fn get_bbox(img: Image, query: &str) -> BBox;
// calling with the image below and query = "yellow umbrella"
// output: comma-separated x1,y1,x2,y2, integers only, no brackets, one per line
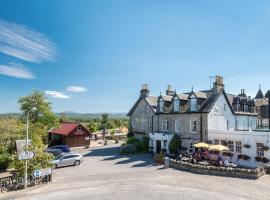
209,144,229,151
194,142,209,148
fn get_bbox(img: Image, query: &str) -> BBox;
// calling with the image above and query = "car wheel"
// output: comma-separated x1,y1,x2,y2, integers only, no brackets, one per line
74,160,80,166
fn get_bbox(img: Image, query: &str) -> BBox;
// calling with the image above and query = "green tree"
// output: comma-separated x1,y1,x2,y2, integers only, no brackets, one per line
18,91,59,143
101,113,109,129
169,135,181,155
265,90,270,99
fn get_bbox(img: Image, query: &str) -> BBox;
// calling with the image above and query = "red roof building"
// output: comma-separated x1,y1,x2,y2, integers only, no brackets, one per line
49,122,91,147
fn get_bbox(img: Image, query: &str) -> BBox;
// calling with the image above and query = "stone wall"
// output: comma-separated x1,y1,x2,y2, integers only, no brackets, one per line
169,159,266,179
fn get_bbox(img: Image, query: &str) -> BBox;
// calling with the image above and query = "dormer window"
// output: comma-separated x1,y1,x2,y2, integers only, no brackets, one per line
173,96,180,112
189,95,197,112
158,98,164,112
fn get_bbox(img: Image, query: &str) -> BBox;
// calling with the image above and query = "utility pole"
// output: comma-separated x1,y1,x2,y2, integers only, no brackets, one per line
24,112,29,189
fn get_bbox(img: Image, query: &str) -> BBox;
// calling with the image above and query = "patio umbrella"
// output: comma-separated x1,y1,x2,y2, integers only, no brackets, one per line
193,142,209,148
209,144,229,151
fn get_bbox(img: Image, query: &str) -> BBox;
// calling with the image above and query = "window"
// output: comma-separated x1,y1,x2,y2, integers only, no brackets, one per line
162,120,170,131
221,140,227,146
159,100,164,112
190,98,197,111
228,141,234,152
173,98,180,112
257,143,264,157
175,120,180,133
214,139,219,145
148,117,153,130
236,141,242,153
190,120,197,132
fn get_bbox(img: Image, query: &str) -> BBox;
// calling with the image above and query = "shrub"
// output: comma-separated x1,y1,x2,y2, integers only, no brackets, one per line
255,156,263,162
169,135,181,155
0,153,11,170
125,136,149,153
263,146,270,151
238,154,250,160
262,157,269,163
120,144,136,154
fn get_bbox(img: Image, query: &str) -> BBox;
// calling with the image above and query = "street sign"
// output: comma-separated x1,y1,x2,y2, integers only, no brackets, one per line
33,168,52,178
18,151,35,160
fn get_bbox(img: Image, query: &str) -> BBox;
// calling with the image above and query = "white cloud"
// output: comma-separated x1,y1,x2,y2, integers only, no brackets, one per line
45,91,71,99
0,19,57,63
66,86,87,93
0,64,35,79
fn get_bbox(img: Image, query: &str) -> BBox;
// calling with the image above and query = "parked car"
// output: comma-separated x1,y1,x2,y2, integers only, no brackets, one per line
46,148,63,157
52,153,83,168
47,145,71,153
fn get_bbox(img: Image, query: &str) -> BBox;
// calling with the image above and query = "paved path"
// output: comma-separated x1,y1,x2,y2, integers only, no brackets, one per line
2,144,270,200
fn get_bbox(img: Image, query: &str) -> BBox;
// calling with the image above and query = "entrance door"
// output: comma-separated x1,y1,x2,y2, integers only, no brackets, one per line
156,140,161,153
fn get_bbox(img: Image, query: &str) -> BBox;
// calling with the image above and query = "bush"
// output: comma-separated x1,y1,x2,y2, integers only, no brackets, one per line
0,153,11,170
154,153,164,164
122,136,149,154
120,144,136,154
169,135,181,155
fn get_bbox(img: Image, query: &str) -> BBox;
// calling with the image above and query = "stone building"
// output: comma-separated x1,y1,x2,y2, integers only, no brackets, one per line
128,76,258,154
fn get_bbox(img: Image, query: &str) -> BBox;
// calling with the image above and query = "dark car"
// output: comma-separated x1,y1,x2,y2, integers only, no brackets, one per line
48,145,71,153
46,148,63,157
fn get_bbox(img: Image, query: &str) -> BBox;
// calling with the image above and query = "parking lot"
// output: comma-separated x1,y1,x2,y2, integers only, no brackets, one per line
2,143,270,200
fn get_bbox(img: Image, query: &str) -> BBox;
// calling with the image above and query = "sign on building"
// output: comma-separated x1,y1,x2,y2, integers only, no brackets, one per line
33,168,52,178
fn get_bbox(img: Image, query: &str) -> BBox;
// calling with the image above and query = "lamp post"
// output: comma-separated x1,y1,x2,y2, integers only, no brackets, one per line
24,107,36,189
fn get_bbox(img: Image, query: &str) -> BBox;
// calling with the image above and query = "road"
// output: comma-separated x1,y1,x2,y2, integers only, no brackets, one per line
2,144,270,200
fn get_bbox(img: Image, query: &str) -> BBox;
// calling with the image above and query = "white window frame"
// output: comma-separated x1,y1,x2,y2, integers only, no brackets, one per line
256,143,264,157
190,98,197,112
173,98,180,112
236,141,242,153
228,140,234,152
175,120,180,133
159,99,164,112
162,120,170,132
190,119,197,133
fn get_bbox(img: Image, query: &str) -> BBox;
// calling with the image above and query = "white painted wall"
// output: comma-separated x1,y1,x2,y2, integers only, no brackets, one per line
208,93,257,131
149,132,174,153
208,93,235,131
208,130,270,168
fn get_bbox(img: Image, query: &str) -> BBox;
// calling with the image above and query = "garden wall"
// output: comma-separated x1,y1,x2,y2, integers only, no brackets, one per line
169,159,267,179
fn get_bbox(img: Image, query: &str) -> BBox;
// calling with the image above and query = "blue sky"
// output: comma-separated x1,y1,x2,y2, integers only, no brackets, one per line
0,0,270,113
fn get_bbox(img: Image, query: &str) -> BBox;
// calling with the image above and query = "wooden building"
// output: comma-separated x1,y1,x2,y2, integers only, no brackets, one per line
49,122,91,147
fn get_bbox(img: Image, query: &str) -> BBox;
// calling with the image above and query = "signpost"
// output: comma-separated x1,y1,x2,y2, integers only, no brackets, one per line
16,140,35,160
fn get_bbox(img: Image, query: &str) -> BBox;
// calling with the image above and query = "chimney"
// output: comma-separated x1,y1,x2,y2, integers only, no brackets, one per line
239,89,247,98
213,76,224,94
166,84,175,96
140,84,149,98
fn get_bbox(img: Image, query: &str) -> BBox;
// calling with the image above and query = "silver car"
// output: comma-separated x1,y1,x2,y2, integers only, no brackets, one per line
52,153,83,168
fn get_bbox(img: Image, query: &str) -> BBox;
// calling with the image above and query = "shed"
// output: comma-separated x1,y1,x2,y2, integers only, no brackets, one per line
49,122,91,147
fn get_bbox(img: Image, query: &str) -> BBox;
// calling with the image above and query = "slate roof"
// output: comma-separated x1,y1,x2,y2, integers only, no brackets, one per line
128,87,258,116
255,89,264,99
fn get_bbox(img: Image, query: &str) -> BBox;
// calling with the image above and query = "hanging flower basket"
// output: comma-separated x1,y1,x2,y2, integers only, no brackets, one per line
244,144,251,148
262,157,269,163
238,154,250,160
263,146,270,151
255,156,263,162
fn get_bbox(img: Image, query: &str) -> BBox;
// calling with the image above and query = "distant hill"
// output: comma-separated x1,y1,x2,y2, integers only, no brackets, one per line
0,112,128,119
